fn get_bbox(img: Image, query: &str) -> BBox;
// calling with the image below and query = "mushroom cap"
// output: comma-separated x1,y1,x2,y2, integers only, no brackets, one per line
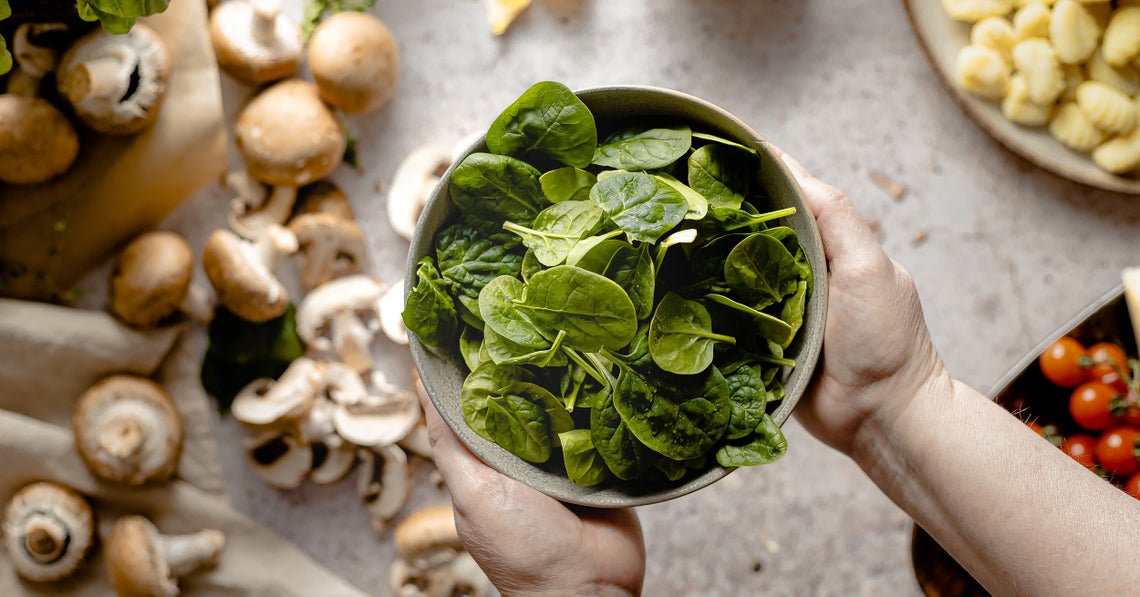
388,143,451,241
231,357,320,428
307,12,399,114
296,180,355,220
357,444,410,528
73,375,184,486
209,0,301,86
201,228,291,323
394,504,462,562
2,482,95,582
331,370,421,447
0,95,80,185
380,278,409,345
110,231,196,327
288,213,367,290
56,24,170,135
235,79,346,187
104,516,178,597
309,435,357,485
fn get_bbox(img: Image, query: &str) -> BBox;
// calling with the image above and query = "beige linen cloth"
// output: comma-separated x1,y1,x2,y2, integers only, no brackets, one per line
0,299,367,596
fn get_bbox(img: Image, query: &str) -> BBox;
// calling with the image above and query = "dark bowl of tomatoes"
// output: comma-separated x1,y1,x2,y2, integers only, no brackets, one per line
912,282,1140,595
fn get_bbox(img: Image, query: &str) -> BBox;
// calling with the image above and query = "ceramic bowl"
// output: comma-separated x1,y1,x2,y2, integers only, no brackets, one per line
407,85,827,507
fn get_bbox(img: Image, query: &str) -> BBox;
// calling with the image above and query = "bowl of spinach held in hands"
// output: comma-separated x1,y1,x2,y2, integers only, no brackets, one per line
402,82,826,507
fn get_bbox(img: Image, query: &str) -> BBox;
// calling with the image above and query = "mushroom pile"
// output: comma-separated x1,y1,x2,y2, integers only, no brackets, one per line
0,21,171,185
1,481,225,595
390,504,491,596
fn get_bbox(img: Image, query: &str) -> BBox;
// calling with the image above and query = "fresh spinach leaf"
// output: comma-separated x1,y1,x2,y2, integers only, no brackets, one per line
702,293,793,347
648,292,735,375
485,326,568,367
655,172,709,220
779,280,809,347
591,391,654,480
459,326,484,371
688,144,750,209
540,167,597,203
724,232,801,309
402,257,460,349
593,124,692,171
559,430,611,487
715,414,788,467
503,200,604,267
591,171,688,244
435,220,525,301
449,153,546,223
516,265,638,352
574,240,656,321
486,81,598,168
478,275,548,349
691,131,759,156
719,361,767,440
611,363,731,461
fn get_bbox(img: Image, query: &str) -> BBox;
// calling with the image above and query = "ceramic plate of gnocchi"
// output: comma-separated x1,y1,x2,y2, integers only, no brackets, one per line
904,0,1140,195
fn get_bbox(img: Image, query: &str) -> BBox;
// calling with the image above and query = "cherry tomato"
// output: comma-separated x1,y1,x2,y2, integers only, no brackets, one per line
1069,381,1123,431
1120,393,1140,427
1125,472,1140,500
1084,342,1131,393
1061,434,1097,470
1094,426,1140,478
1039,336,1087,387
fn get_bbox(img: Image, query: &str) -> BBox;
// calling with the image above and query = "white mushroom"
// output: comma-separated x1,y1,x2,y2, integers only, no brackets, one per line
296,275,385,372
325,367,421,447
307,12,399,114
202,226,297,323
110,231,214,326
296,180,355,220
229,183,299,241
104,515,225,597
357,444,410,532
209,0,301,86
56,24,170,135
243,427,312,489
73,375,184,486
288,212,367,291
380,278,409,345
1,482,95,583
388,143,452,242
6,22,67,96
235,78,345,187
309,433,357,485
230,357,321,428
390,504,491,597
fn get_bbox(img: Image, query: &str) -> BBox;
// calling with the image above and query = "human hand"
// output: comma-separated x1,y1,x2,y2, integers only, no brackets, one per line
775,150,949,457
416,380,646,596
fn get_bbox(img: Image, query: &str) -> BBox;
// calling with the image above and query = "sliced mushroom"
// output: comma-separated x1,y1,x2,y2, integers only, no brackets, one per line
331,370,421,448
2,482,95,583
307,12,399,114
230,184,299,241
110,230,214,326
288,213,367,291
56,24,170,135
230,357,320,428
244,427,312,489
309,433,357,485
390,506,491,597
388,143,452,242
0,94,80,185
296,275,385,371
202,226,297,323
296,180,355,220
73,375,184,486
357,444,410,532
235,78,346,187
209,0,301,86
379,278,409,345
104,515,225,597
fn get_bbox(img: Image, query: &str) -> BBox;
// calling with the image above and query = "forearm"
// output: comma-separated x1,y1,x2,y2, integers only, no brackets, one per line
854,372,1140,596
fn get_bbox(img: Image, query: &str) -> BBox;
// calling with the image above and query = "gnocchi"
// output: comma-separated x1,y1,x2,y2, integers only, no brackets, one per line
1103,7,1140,67
1076,80,1137,135
944,0,1140,175
1049,0,1102,64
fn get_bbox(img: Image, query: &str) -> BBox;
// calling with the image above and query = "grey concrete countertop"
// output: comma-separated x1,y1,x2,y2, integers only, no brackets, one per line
107,0,1140,595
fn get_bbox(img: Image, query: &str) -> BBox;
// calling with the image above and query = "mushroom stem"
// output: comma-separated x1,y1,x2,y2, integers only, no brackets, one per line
98,416,146,459
250,0,284,45
253,224,299,270
74,46,140,111
331,309,374,372
160,529,225,577
231,185,298,240
23,517,68,563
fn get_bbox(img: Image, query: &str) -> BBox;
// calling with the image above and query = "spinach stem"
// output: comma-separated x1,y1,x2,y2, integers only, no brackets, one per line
754,354,796,368
585,351,617,387
564,347,606,386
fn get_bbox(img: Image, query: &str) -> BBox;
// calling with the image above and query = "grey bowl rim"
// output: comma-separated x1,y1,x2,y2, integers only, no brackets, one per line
406,83,827,508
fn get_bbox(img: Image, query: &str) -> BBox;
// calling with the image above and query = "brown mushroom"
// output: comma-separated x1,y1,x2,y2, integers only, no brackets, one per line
390,505,491,597
288,212,367,291
0,94,80,185
209,0,301,86
110,230,214,326
234,79,346,187
7,22,68,96
104,515,225,597
296,180,355,220
307,12,399,114
1,482,95,583
56,24,170,135
73,375,184,486
201,226,297,323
